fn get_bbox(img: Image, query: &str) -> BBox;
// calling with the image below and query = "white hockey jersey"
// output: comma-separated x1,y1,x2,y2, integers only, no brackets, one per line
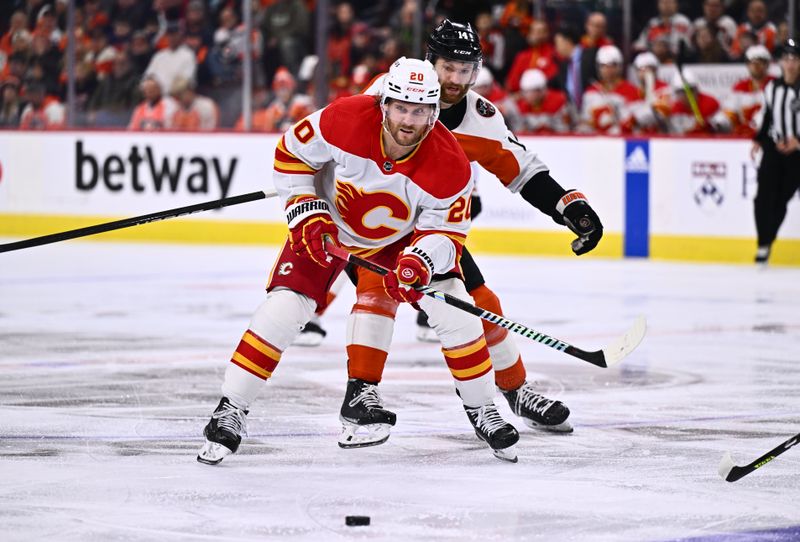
273,94,473,272
364,75,549,194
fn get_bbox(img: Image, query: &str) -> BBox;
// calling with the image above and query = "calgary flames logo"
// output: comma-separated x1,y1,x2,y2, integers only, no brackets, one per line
334,180,410,240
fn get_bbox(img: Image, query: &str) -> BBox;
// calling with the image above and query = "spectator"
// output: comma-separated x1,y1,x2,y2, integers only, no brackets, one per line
208,6,263,86
261,0,309,80
29,33,62,94
128,75,177,131
129,30,154,76
580,45,639,134
631,52,671,133
552,24,596,110
1,52,28,84
772,21,792,58
73,60,98,120
663,70,729,134
731,0,777,59
234,68,312,132
33,5,62,45
327,1,355,79
689,25,731,63
651,35,676,64
633,0,692,57
505,20,558,93
475,11,506,76
693,0,737,54
0,77,24,127
110,18,134,47
391,0,422,59
170,77,218,131
510,68,571,134
19,81,65,129
725,44,774,136
86,27,118,80
1,11,28,56
89,50,141,126
349,22,375,69
145,20,196,94
109,0,153,31
498,0,534,40
581,12,613,49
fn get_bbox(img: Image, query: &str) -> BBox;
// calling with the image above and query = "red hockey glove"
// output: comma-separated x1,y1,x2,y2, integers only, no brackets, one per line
286,196,340,267
383,247,434,304
556,190,603,256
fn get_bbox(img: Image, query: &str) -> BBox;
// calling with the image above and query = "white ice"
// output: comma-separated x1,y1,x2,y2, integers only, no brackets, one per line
1,240,799,542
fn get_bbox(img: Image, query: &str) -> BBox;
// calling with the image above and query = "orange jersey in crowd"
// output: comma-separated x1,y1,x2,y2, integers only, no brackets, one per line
731,22,777,57
128,97,178,131
666,93,722,135
581,79,640,134
726,76,774,136
514,89,571,134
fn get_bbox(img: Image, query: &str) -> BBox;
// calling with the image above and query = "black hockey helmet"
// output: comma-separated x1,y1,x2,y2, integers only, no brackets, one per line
781,38,800,58
426,19,483,64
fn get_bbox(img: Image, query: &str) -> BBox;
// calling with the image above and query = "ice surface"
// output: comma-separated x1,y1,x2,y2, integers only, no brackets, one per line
1,240,799,541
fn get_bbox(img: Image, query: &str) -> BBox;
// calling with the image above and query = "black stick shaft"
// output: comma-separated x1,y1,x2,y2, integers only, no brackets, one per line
0,190,274,254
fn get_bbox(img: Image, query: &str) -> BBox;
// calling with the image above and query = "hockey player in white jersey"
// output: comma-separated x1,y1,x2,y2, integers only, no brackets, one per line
358,20,604,435
197,57,520,465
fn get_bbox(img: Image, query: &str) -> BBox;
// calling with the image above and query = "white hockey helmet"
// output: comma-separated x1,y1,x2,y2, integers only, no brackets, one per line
519,68,547,91
381,57,441,106
596,45,623,65
633,51,659,69
745,44,771,62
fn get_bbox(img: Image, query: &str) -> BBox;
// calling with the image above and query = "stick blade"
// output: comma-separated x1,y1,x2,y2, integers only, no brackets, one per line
601,315,647,367
718,451,736,481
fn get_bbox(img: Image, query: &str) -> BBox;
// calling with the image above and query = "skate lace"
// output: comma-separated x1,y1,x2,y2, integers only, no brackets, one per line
471,405,507,435
213,403,248,436
349,383,383,410
517,383,555,415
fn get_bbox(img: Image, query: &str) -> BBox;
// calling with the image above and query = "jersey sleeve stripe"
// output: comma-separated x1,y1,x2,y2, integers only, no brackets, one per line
454,132,521,185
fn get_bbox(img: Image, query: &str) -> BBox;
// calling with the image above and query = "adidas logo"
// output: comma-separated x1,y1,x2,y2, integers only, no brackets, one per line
626,146,649,173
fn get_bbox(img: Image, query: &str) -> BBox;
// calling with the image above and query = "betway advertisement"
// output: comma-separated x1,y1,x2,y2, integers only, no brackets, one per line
0,131,284,222
649,138,800,239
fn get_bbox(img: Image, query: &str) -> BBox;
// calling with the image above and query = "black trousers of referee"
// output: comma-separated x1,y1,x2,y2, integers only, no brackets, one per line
755,144,800,247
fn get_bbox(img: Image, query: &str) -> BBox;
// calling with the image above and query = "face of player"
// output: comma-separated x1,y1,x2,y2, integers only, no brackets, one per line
433,58,478,105
522,88,545,105
383,100,436,147
747,58,769,79
599,62,621,83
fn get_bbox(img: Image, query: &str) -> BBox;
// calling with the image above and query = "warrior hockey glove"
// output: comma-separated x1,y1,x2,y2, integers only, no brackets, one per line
286,195,340,267
383,246,434,304
556,190,603,256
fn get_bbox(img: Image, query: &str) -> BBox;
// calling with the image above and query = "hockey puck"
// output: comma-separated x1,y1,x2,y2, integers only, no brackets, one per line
345,515,370,526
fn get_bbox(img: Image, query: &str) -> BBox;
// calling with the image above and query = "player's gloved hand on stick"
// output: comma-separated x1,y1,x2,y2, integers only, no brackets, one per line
286,195,340,267
555,190,603,255
383,246,434,304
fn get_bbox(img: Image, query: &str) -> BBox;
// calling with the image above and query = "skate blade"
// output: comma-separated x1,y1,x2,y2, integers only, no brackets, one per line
415,326,440,343
196,441,234,465
492,445,518,463
522,418,574,433
338,422,391,449
291,331,325,347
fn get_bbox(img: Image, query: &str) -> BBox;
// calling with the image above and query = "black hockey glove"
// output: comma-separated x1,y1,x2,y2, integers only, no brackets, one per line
555,190,603,255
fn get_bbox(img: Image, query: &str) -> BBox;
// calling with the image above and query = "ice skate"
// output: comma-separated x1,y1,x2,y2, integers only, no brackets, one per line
338,378,397,448
755,246,770,265
502,381,573,433
464,403,519,463
197,397,248,465
415,310,439,343
292,316,327,347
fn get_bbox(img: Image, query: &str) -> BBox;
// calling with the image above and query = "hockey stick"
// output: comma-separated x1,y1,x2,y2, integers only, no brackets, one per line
0,190,278,254
324,239,646,368
676,41,707,129
718,432,800,482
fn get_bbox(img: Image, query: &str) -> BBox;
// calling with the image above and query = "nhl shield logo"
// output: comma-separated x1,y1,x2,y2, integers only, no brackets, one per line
383,161,393,172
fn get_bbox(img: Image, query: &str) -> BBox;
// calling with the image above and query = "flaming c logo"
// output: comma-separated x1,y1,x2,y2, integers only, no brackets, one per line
334,180,410,240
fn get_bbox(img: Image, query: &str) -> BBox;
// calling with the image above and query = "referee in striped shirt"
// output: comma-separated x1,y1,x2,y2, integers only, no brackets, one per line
752,39,800,264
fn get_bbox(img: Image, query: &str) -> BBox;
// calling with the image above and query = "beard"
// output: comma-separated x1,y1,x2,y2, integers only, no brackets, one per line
440,82,471,105
385,117,429,147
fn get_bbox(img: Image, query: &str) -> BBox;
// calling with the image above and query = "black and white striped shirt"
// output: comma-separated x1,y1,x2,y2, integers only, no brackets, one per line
755,77,800,144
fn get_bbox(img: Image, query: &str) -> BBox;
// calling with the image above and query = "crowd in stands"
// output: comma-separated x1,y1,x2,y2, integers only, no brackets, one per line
0,0,792,136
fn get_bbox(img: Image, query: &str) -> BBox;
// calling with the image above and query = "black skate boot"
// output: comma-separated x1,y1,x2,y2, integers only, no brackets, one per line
464,403,520,463
197,397,249,465
415,310,439,343
338,378,397,448
755,245,770,265
502,381,573,433
292,316,327,347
